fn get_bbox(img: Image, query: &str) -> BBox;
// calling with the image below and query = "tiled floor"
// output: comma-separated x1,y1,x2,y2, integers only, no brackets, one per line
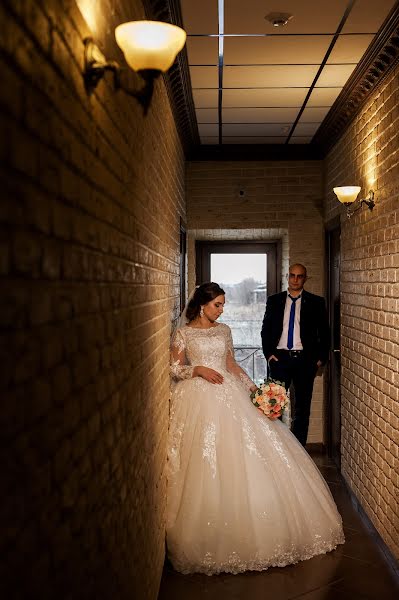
158,453,399,600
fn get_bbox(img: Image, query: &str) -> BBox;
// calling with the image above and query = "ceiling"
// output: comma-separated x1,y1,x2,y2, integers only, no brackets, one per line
179,0,397,148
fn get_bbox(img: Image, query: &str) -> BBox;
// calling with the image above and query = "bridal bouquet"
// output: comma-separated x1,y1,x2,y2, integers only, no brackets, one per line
250,379,289,420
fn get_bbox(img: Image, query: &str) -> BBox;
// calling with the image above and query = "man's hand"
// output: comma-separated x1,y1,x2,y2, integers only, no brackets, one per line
194,366,224,384
316,360,323,368
268,355,279,363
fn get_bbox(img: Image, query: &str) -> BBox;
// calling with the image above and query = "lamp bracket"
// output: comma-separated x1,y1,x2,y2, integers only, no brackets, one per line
115,69,161,115
345,190,375,218
83,38,160,114
84,38,120,89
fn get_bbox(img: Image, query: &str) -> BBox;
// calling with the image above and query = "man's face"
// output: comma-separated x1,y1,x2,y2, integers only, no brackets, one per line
288,266,307,293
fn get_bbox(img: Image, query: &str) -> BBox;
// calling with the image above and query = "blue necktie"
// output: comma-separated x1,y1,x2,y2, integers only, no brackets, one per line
287,295,299,350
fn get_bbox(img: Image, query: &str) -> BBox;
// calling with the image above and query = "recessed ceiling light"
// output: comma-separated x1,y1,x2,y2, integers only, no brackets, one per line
265,12,293,27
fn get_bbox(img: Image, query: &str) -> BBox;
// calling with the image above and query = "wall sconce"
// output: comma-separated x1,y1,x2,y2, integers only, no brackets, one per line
83,20,186,114
333,186,376,218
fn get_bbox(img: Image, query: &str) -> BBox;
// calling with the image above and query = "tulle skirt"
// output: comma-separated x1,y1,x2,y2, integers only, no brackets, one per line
166,370,344,575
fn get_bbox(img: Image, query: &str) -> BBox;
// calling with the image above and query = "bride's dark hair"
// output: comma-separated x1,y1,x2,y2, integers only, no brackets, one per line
186,282,225,322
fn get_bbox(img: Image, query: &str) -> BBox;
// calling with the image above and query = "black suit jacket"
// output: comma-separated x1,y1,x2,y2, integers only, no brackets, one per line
261,290,330,365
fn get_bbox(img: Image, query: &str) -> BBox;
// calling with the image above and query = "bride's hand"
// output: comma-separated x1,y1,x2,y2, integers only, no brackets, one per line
194,366,224,384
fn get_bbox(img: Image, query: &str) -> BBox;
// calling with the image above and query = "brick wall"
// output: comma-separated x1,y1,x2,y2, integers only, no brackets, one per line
324,65,399,559
186,161,326,443
0,1,185,598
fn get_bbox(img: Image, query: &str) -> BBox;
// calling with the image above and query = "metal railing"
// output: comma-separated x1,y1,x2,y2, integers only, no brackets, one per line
234,346,268,385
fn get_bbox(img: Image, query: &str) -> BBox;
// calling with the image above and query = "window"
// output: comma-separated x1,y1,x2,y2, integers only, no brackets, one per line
196,241,281,383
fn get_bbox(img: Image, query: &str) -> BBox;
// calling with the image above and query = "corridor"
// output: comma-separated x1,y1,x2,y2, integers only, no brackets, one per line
158,453,399,600
1,0,398,598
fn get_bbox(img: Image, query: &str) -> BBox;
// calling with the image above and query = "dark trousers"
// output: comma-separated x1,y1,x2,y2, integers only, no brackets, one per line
268,350,318,446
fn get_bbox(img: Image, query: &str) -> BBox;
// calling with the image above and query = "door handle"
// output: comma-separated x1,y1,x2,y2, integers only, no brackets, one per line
333,349,340,353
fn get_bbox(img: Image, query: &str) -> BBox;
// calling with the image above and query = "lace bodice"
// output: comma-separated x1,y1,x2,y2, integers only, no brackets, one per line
170,323,253,389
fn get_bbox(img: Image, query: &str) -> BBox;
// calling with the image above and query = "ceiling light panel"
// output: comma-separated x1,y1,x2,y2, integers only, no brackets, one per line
300,106,331,122
224,36,334,65
316,64,357,87
342,0,397,33
198,124,219,137
186,37,219,65
224,65,319,88
293,122,321,136
225,0,348,34
306,87,343,107
190,66,218,88
196,108,219,123
327,34,375,63
223,124,293,136
193,89,219,107
223,88,309,108
223,137,287,144
223,107,300,122
180,0,218,34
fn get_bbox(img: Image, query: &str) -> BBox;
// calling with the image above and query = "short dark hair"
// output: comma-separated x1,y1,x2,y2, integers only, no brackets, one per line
186,282,225,322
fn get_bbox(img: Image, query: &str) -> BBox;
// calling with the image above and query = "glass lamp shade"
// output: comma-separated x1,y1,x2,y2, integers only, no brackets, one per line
115,21,186,72
333,186,361,204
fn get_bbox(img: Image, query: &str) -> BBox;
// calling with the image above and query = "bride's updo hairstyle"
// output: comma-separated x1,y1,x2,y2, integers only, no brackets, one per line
186,282,225,322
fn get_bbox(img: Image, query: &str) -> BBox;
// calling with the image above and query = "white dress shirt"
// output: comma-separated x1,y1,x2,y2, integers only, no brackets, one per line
277,294,303,350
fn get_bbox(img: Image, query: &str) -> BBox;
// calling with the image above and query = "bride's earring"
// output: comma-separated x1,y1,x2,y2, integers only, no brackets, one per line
200,306,204,318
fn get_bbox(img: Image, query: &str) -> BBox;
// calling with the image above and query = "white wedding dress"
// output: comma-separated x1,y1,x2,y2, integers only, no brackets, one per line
167,323,344,575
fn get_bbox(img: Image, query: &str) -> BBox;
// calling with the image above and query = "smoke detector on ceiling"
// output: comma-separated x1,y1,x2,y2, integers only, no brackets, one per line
265,12,293,27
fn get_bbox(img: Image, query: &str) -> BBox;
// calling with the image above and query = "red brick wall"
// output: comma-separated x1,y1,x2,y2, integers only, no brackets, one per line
324,65,399,559
0,1,184,597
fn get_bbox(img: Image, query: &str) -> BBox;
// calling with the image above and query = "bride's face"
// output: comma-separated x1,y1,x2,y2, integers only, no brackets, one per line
203,294,225,322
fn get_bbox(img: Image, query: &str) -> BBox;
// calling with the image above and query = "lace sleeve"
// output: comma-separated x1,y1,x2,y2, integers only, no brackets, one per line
225,326,255,391
170,329,194,380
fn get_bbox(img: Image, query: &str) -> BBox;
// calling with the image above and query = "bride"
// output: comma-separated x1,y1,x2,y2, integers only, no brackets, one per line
167,282,344,575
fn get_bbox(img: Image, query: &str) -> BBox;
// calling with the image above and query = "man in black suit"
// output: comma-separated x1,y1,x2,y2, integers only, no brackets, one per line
261,263,329,446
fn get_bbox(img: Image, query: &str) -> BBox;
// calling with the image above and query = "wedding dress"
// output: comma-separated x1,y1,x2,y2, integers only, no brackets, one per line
167,323,344,575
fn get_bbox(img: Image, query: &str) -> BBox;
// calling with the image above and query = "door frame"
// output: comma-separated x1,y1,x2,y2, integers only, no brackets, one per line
179,218,187,313
325,216,341,466
195,240,282,296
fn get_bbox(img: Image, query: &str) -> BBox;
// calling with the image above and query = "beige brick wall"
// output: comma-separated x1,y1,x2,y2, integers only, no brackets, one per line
186,161,326,443
0,1,184,598
324,65,399,559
